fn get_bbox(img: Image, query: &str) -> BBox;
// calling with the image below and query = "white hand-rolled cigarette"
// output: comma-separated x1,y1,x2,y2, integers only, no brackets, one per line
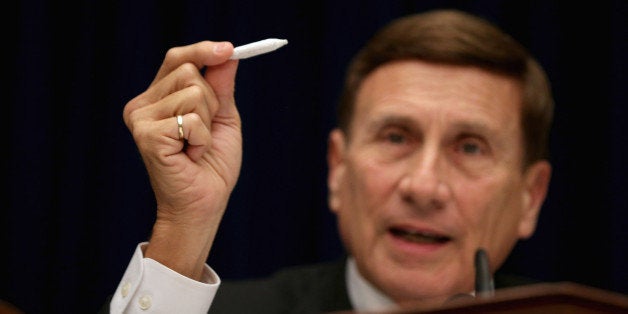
229,38,288,60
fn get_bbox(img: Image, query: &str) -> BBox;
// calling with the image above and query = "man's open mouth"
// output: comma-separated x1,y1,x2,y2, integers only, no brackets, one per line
389,227,451,244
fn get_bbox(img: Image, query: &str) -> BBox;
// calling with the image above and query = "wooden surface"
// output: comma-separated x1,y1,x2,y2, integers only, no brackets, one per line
332,282,628,314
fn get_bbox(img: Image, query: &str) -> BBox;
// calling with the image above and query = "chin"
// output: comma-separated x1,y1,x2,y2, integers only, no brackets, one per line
375,267,473,305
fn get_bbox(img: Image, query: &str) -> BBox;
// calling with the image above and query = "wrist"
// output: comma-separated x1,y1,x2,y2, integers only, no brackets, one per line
145,218,219,281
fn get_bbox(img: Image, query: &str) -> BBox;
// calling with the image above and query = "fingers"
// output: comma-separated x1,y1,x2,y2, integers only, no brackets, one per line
154,40,239,121
134,113,211,162
152,41,234,86
177,113,213,161
127,74,215,130
123,40,240,152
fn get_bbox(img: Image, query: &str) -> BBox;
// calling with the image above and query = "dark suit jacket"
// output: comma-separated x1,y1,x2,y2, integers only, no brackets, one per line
208,260,351,314
99,258,537,313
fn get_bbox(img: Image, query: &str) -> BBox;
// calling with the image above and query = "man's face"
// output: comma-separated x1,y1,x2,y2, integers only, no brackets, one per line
327,60,550,305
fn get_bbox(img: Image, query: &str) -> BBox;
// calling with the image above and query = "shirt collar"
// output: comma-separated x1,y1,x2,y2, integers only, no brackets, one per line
345,257,398,311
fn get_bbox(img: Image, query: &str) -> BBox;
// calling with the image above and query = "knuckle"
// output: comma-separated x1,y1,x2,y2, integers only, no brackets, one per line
131,121,151,145
186,84,206,103
187,112,203,125
123,98,144,128
124,105,142,125
178,63,200,78
164,46,184,62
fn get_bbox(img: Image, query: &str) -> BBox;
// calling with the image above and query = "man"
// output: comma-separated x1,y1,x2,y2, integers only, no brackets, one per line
105,9,553,313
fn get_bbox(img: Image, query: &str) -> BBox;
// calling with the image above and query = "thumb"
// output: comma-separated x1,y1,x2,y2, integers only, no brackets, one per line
205,59,239,109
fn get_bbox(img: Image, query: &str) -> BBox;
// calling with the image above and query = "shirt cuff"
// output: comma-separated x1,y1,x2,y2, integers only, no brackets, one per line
109,242,220,313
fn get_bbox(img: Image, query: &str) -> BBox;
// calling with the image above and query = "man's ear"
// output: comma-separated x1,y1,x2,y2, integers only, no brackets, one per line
327,129,347,213
518,160,552,239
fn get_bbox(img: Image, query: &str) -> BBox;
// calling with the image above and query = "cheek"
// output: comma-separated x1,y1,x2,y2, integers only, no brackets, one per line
336,156,402,237
348,155,403,209
455,175,524,267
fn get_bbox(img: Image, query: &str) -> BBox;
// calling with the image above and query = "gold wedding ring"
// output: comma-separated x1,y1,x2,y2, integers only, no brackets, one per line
176,115,184,140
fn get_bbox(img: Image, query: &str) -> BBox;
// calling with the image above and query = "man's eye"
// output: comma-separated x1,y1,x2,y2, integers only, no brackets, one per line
386,133,406,144
460,142,482,154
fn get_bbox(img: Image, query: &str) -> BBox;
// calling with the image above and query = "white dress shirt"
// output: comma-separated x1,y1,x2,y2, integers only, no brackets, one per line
109,243,219,313
345,257,398,312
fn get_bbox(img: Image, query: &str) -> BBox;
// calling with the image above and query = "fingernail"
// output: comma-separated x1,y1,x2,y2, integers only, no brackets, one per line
214,42,229,54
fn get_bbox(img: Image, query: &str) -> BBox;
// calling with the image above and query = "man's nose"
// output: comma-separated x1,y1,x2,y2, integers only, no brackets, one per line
398,147,450,210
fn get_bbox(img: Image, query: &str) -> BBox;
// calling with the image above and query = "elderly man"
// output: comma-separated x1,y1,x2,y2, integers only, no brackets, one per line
105,9,553,313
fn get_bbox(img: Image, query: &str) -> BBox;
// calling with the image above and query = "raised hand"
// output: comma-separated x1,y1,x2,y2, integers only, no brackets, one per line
122,41,241,280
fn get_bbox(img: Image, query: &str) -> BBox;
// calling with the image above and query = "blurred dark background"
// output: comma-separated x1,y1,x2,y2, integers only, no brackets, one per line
4,0,627,312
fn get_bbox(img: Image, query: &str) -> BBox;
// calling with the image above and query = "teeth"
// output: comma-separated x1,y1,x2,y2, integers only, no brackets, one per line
391,228,449,244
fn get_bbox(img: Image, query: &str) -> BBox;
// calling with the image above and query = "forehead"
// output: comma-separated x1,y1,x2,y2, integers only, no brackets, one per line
353,60,523,132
